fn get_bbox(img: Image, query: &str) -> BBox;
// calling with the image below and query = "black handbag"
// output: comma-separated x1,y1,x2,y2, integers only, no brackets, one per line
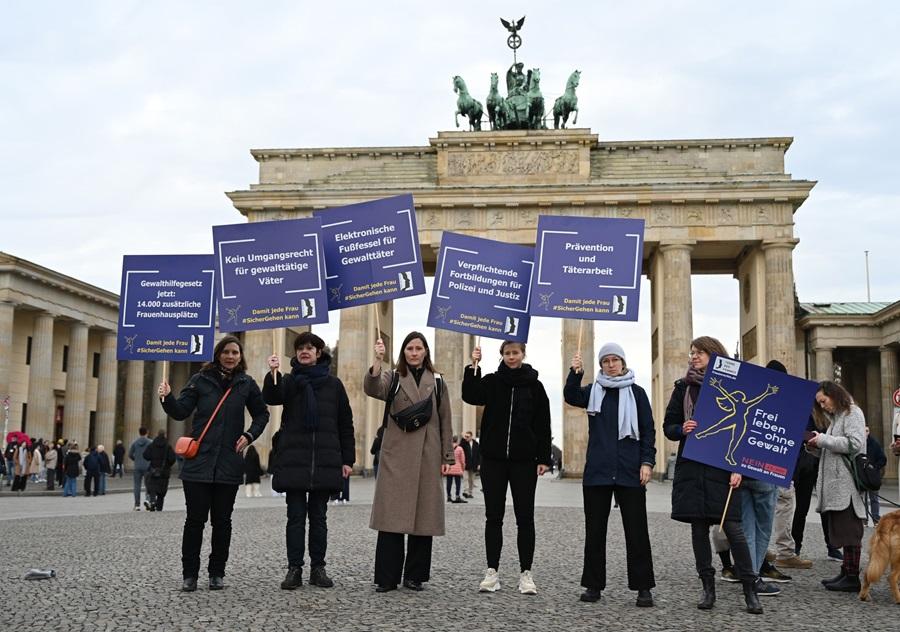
841,448,882,492
391,393,434,432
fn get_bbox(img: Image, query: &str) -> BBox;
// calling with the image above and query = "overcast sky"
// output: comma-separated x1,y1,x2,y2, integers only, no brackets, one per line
2,1,898,443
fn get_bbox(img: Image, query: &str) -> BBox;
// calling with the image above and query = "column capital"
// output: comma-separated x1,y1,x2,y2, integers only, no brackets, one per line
657,241,696,255
880,345,899,353
813,345,835,352
760,238,799,251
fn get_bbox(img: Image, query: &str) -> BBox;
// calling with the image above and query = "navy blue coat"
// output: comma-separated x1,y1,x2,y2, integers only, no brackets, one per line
563,369,656,487
162,370,269,486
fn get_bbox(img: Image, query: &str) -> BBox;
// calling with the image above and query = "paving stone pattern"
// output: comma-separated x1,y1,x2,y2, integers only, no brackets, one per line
2,498,898,632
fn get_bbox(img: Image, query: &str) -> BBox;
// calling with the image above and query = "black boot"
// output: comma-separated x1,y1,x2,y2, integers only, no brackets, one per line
697,576,716,610
309,565,334,588
825,574,861,593
743,581,763,614
821,568,847,586
280,566,302,590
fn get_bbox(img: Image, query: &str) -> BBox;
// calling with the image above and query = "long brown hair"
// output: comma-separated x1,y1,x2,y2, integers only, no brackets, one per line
690,335,729,358
396,331,435,376
201,335,247,374
812,380,854,430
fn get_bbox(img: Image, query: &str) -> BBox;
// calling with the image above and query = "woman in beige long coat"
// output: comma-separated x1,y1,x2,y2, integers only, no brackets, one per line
364,331,453,593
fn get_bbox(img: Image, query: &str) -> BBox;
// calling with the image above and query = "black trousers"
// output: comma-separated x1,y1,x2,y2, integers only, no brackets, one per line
445,475,461,498
481,457,537,572
792,467,823,553
84,471,99,496
286,490,331,568
691,519,756,582
181,481,239,579
582,485,655,591
11,475,27,491
374,531,432,586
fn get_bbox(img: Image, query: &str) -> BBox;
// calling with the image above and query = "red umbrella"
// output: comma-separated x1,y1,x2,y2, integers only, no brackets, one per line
5,431,31,446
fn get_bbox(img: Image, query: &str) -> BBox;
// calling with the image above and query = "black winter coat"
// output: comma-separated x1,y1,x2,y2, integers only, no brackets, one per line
460,438,480,472
462,364,552,464
162,370,269,485
664,379,742,523
143,437,176,479
243,447,264,484
563,369,656,487
264,367,355,493
64,451,81,478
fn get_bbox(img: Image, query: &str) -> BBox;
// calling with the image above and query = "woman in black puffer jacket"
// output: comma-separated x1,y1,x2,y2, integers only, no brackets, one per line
159,335,269,593
663,335,761,615
264,332,355,591
462,340,551,596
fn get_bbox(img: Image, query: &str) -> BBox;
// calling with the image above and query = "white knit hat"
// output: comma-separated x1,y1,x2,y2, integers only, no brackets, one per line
598,342,626,364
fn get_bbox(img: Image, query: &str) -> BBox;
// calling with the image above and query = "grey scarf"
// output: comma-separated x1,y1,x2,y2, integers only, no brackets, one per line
587,369,639,441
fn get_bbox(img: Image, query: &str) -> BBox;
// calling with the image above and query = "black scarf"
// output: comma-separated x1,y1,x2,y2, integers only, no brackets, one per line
496,362,539,423
409,366,425,386
683,363,705,422
290,356,331,431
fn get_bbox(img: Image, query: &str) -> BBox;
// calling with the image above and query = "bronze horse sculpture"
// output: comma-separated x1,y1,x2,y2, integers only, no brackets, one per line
553,70,580,129
486,72,507,130
526,67,545,129
453,75,484,131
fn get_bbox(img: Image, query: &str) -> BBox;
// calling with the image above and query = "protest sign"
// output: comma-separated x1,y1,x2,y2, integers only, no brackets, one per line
117,254,216,361
530,215,644,321
313,194,425,309
681,355,819,486
213,217,328,330
427,232,533,341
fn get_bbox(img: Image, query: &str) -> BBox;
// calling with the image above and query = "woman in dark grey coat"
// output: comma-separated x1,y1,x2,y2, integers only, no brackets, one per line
265,332,355,590
663,335,761,615
159,335,269,592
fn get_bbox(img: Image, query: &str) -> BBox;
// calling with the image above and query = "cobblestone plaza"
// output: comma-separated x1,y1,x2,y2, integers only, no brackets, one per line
3,478,898,631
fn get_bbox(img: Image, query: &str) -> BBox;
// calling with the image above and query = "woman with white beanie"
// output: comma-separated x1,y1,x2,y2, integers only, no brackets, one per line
564,342,657,608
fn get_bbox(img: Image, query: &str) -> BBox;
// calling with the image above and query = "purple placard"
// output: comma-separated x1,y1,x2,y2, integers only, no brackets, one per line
117,254,216,361
427,232,533,341
681,355,819,487
313,194,425,309
530,215,644,320
213,217,328,331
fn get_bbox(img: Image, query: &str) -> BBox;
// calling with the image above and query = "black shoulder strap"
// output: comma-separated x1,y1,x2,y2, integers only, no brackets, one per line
434,373,443,408
380,372,401,432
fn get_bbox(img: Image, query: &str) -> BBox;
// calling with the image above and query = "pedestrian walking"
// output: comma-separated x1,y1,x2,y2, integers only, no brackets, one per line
444,436,467,503
243,444,264,498
265,332,355,590
564,342,656,607
128,428,152,510
364,332,453,593
663,336,762,615
158,334,269,592
462,340,551,596
113,440,125,477
459,431,480,498
143,430,176,511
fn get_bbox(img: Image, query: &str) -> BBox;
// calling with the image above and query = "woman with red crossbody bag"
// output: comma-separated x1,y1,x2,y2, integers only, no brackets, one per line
158,335,269,592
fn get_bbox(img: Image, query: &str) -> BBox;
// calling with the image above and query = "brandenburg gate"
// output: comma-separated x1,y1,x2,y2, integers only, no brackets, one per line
227,128,814,475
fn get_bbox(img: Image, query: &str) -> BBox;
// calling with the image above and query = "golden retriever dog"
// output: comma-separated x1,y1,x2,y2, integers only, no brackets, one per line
859,510,900,603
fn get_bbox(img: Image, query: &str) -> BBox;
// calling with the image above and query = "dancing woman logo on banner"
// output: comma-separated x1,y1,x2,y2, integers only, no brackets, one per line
681,355,819,486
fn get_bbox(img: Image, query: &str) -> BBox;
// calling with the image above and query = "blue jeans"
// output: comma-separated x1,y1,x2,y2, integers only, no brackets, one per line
63,476,78,497
4,459,12,485
868,491,881,522
98,473,107,495
133,468,147,506
741,478,779,573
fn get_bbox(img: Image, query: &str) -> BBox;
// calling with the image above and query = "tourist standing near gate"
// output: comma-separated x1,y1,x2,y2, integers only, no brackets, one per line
663,336,763,615
564,342,656,608
462,341,552,596
808,380,867,593
158,335,269,592
364,332,453,593
128,427,152,510
264,332,355,591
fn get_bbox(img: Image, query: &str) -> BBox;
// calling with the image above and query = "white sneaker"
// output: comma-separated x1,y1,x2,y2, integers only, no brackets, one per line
479,568,500,592
518,570,537,595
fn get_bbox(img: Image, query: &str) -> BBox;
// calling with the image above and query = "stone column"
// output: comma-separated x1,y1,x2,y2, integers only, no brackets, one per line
562,318,593,477
26,312,55,440
123,361,145,441
95,332,117,449
63,322,90,442
762,240,799,373
150,361,168,436
814,346,834,382
0,302,15,416
435,328,466,436
462,334,477,435
881,346,899,480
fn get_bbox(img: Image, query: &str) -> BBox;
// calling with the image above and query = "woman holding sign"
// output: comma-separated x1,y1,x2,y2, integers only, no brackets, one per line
662,336,763,615
158,335,270,592
463,341,552,596
808,380,867,593
365,332,454,593
564,342,656,608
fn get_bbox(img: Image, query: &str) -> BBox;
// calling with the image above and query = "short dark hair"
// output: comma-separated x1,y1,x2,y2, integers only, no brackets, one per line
156,429,167,439
499,340,526,355
139,427,148,436
294,332,325,352
396,331,435,376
